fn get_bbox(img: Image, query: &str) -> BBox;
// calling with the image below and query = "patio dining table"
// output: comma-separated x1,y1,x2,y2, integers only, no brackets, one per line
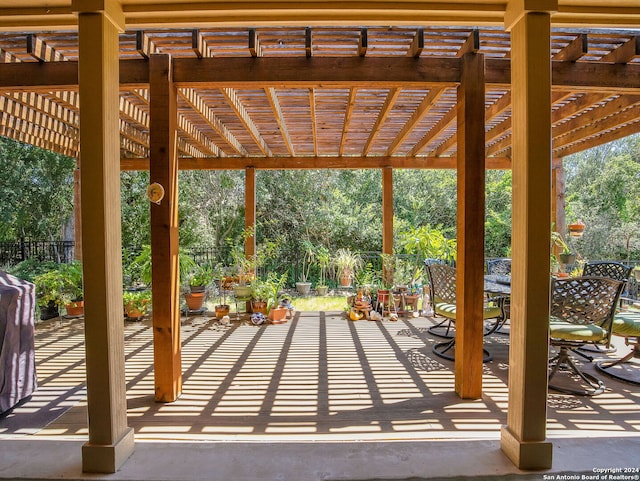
484,274,511,335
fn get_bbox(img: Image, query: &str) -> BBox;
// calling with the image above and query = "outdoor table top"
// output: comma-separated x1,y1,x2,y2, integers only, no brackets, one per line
484,274,512,296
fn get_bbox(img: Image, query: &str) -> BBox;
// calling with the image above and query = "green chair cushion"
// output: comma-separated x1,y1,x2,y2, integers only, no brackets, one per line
549,317,608,342
612,312,640,337
434,302,502,320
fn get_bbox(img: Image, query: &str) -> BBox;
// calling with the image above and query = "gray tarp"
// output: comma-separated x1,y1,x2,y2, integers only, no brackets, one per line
0,271,37,414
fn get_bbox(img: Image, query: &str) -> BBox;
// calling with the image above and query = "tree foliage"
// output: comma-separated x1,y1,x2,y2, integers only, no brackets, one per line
3,132,639,274
0,137,75,241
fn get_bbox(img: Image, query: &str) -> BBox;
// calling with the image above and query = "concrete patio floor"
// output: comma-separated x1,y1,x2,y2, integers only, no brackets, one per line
1,310,639,480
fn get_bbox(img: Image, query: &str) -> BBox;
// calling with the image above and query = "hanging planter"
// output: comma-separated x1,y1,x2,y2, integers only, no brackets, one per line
568,221,585,238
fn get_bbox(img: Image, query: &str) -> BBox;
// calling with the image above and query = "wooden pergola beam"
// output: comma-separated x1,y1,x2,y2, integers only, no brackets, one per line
552,33,588,61
339,87,357,156
600,35,639,64
119,155,512,171
363,87,400,155
554,119,640,157
2,57,640,91
266,87,296,156
221,87,272,156
385,87,445,155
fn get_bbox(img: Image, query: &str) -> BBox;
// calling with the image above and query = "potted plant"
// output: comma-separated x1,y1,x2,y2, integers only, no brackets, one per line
34,269,64,320
58,261,84,317
187,264,214,293
568,220,586,238
250,278,270,314
263,273,289,322
315,246,330,296
332,248,363,287
34,261,84,319
184,263,214,312
551,231,576,265
123,290,151,320
296,240,315,295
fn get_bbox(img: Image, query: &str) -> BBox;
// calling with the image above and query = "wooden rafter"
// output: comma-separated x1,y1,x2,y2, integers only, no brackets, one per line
191,29,210,58
407,104,456,157
27,34,64,62
265,87,295,156
309,87,317,156
179,88,247,155
385,87,445,155
552,33,588,62
363,88,401,155
555,121,640,157
339,88,357,156
600,36,639,64
407,28,423,58
177,115,223,157
136,30,158,59
249,28,262,58
220,87,272,156
358,28,367,57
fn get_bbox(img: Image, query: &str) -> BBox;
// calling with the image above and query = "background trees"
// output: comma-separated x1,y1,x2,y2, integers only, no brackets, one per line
2,133,639,270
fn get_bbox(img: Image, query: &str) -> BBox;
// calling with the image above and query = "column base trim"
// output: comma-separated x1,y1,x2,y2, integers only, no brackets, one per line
82,426,135,473
500,425,553,470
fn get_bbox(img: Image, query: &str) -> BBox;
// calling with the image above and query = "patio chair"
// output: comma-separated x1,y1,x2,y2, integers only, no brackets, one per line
548,276,624,396
486,258,512,276
486,258,511,334
424,258,454,338
578,261,633,357
426,264,504,362
595,311,640,385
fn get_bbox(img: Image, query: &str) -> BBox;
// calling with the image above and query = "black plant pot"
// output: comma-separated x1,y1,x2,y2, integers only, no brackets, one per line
558,253,576,265
40,300,60,320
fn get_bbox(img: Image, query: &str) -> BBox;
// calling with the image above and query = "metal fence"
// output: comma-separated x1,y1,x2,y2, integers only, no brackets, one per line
2,240,638,302
0,239,75,266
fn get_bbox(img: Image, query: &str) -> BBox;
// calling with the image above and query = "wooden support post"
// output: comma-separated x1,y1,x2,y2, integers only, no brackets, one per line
455,51,486,399
552,159,566,238
149,53,182,403
73,166,82,261
501,2,555,470
245,167,257,267
73,0,134,473
551,160,565,260
382,166,394,285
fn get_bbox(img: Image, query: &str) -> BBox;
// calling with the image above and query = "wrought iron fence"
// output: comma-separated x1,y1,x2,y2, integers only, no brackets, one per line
0,239,75,266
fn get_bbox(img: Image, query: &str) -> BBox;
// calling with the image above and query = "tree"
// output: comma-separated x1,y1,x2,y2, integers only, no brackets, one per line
0,137,75,241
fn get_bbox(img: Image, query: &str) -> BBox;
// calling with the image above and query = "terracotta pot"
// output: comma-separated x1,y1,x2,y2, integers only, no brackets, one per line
269,307,288,323
184,291,206,311
251,300,268,314
215,304,230,318
125,305,146,320
65,300,84,317
404,294,420,311
340,274,352,287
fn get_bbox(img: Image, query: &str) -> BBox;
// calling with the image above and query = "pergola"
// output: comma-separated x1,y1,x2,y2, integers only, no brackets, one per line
1,0,639,475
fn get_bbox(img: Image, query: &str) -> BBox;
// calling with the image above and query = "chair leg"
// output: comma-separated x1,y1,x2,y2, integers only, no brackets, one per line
548,346,606,396
432,338,492,363
428,317,455,339
595,342,640,385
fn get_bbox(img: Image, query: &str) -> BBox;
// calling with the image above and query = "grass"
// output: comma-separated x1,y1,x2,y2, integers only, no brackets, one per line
202,292,351,314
